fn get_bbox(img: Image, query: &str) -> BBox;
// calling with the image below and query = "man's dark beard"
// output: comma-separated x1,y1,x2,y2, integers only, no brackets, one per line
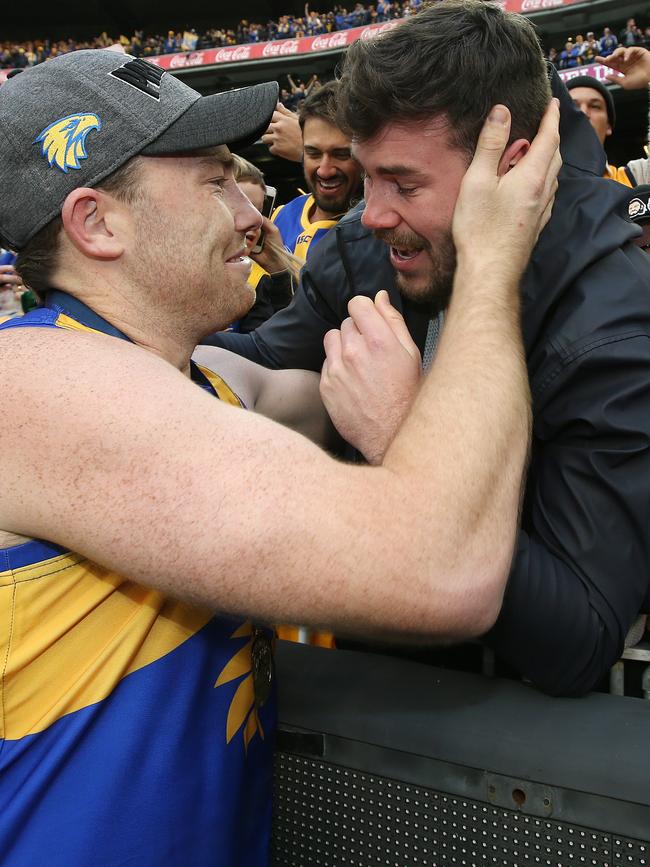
374,227,456,315
306,172,354,215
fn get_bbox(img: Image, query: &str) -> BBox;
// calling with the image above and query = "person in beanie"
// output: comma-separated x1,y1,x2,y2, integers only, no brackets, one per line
565,74,635,185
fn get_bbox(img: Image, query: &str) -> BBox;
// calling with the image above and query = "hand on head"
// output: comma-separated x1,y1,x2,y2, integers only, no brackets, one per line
452,99,561,282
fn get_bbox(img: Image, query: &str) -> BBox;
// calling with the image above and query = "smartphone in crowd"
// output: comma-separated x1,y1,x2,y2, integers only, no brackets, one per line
252,185,277,254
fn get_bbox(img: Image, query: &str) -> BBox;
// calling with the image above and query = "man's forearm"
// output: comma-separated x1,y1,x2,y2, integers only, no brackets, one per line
384,261,531,636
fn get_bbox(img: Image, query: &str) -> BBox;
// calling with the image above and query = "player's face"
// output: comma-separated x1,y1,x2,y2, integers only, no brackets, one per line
354,119,469,311
302,117,362,215
569,87,611,146
127,149,262,332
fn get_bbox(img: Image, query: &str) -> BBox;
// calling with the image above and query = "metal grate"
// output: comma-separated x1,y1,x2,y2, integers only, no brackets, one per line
272,752,631,867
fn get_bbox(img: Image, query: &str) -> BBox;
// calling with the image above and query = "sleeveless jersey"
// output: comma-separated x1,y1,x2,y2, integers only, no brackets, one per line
272,193,340,261
0,295,275,867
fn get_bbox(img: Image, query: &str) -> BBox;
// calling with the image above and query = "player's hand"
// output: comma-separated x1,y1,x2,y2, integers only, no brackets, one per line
595,46,650,89
452,100,561,284
320,291,421,465
261,103,303,162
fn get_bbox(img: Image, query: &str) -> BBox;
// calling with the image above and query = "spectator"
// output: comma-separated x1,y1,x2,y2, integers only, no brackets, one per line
566,76,634,185
557,40,581,69
599,26,618,57
231,155,299,333
597,45,650,186
273,81,363,261
582,32,600,64
619,18,643,48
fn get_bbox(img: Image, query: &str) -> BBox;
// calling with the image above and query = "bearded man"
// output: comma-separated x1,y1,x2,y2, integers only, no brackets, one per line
209,0,650,698
271,80,363,262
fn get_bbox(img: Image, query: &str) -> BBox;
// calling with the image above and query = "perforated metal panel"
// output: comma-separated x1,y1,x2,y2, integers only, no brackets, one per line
614,838,650,865
272,752,640,867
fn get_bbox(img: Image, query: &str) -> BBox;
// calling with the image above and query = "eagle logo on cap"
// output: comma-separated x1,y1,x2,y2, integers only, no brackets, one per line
34,113,101,173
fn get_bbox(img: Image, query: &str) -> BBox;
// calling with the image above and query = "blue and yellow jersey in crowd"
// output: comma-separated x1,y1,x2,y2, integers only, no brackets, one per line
272,193,339,262
0,294,275,866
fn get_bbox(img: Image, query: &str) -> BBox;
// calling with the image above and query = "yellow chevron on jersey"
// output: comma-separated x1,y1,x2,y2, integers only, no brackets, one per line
0,548,213,740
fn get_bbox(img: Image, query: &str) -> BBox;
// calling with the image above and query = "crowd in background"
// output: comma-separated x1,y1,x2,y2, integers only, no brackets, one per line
549,18,650,70
0,0,424,69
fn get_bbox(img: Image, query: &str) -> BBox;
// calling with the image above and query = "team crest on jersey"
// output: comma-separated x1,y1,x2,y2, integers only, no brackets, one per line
34,113,101,174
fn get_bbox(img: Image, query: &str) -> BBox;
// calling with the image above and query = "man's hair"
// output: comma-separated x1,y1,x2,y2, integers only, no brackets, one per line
337,0,551,155
298,80,341,131
15,158,143,299
231,154,266,189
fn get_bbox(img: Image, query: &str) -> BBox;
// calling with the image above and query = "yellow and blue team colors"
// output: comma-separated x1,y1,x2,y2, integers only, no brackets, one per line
0,298,275,866
272,193,340,262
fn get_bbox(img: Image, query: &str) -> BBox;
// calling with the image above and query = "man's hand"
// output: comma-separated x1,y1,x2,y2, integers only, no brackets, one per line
595,46,650,89
452,100,561,284
250,217,289,274
320,291,421,464
261,103,303,162
0,264,23,293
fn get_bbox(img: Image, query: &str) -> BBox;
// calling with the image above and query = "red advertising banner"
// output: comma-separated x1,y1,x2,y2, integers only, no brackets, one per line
500,0,588,12
146,21,401,71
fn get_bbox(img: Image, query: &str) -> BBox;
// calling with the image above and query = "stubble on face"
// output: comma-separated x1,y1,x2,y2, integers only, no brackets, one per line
374,226,457,314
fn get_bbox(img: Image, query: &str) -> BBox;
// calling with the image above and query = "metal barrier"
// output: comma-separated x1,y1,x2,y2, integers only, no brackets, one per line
272,643,650,866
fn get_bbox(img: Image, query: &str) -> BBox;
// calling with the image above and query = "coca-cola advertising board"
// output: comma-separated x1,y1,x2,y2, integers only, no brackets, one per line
146,21,403,71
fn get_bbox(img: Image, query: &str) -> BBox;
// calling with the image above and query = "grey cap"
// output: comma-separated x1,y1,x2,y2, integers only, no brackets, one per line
0,49,278,249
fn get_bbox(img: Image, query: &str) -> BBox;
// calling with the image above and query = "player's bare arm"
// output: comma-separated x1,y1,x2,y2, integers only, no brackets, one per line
0,102,560,640
192,343,336,448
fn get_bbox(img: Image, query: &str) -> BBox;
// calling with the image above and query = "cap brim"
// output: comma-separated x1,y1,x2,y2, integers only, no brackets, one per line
142,81,278,155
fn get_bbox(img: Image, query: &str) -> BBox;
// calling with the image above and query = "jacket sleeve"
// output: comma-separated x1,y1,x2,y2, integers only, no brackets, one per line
199,227,355,371
488,334,650,696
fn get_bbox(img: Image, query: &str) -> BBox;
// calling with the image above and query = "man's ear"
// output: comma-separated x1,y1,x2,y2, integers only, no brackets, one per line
497,138,531,176
61,188,125,260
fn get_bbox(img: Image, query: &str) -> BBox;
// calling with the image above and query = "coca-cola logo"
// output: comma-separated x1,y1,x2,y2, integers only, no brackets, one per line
311,32,349,51
360,21,400,40
215,45,252,63
519,0,565,10
261,39,300,57
169,51,205,69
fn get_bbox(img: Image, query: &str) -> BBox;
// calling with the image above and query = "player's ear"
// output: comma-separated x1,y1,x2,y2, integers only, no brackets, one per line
498,138,530,177
61,188,125,260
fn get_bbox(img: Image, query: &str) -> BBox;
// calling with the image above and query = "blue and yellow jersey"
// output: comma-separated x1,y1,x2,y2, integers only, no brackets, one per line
0,297,275,866
272,193,339,262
